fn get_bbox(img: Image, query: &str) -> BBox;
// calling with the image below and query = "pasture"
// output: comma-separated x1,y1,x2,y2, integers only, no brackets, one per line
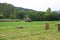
0,21,60,40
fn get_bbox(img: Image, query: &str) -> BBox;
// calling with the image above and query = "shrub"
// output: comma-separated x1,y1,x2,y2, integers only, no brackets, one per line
0,19,20,22
9,15,16,19
24,18,32,22
0,15,4,19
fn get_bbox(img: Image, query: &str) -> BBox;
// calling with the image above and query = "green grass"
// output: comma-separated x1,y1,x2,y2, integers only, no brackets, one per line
0,21,60,40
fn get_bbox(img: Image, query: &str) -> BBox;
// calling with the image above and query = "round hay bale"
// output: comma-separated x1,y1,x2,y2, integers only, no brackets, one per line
16,25,23,29
45,22,49,30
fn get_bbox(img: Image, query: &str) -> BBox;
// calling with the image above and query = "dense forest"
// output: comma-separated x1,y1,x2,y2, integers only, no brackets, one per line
0,3,60,21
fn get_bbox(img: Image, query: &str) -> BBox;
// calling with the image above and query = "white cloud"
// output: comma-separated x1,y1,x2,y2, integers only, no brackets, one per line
0,0,60,11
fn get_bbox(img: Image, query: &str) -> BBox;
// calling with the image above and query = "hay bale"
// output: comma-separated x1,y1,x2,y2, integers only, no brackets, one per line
16,25,23,29
45,23,49,30
58,24,60,31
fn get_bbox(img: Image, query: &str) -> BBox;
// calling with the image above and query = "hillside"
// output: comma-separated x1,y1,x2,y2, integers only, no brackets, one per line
14,7,37,12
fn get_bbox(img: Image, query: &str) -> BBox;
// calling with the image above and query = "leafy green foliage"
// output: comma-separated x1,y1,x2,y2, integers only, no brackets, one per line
47,11,59,20
0,15,4,19
0,3,60,21
16,11,25,19
0,3,15,19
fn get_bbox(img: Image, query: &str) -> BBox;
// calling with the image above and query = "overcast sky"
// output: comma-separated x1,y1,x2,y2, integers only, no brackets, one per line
0,0,60,11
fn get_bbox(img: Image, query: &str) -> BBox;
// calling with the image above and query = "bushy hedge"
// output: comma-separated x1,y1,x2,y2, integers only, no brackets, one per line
0,19,20,22
24,18,32,22
0,15,4,19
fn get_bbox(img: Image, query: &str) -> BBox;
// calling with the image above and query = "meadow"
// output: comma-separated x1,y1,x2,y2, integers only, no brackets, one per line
0,21,60,40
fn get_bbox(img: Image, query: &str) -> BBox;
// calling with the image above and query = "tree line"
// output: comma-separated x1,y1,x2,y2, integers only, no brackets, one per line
0,3,60,21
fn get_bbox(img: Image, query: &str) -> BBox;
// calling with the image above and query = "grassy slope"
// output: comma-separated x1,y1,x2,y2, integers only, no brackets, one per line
0,21,60,40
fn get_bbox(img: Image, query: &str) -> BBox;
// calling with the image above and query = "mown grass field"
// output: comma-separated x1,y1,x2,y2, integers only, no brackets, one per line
0,21,60,40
